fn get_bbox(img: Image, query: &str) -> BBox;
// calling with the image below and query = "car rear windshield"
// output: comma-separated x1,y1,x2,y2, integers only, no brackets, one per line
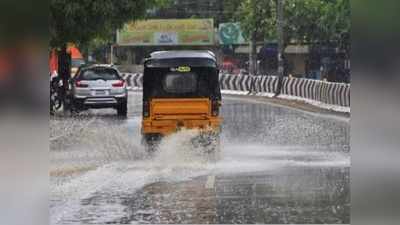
79,68,120,80
162,72,197,94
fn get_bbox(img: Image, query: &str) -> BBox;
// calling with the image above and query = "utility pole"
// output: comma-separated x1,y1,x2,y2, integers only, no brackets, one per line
275,0,285,96
249,0,257,76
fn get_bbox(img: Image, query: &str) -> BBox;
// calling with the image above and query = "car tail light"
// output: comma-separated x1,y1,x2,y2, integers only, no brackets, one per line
211,99,220,116
112,80,125,87
75,80,88,88
143,101,150,117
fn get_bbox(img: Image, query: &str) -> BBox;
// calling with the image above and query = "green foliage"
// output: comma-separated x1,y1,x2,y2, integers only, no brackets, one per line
236,0,274,41
235,0,350,50
50,0,164,48
148,0,241,25
285,0,350,46
221,0,243,23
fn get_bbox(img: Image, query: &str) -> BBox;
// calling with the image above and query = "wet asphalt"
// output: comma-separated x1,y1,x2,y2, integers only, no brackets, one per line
50,91,350,224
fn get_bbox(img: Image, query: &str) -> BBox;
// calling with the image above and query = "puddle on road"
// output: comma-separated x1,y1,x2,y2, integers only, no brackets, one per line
51,128,350,224
51,95,350,224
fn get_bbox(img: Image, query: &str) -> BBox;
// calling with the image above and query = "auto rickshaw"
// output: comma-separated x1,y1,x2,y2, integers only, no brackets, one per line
141,50,222,154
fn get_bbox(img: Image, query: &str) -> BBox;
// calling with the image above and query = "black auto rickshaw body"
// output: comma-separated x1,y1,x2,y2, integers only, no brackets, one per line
141,50,222,153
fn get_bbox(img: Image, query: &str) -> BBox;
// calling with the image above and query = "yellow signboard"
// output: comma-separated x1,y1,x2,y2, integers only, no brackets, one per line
117,19,214,46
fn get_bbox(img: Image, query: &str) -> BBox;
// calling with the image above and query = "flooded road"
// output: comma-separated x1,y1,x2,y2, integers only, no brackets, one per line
50,92,350,224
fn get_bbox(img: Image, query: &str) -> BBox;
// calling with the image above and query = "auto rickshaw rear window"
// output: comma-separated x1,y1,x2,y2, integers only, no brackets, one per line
163,72,197,94
143,67,220,99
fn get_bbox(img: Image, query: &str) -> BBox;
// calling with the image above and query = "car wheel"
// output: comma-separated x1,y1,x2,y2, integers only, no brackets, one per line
117,100,127,117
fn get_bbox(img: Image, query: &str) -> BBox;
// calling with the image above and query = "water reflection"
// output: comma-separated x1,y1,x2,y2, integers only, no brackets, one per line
111,167,349,224
215,167,350,224
221,99,350,150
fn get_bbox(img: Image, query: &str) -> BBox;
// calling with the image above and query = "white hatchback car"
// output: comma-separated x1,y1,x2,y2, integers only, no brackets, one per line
71,65,128,116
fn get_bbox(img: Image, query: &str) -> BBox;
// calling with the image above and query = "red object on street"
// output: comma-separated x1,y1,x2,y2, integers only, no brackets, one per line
0,51,11,80
48,45,84,76
68,46,83,59
222,57,240,74
49,49,58,75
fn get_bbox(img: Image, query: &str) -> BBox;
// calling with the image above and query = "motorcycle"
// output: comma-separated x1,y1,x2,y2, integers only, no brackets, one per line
50,76,63,114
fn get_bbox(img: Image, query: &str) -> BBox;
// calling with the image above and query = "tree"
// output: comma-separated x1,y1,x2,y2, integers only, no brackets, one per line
237,0,274,75
148,0,243,25
284,0,350,83
285,0,350,50
49,0,166,108
235,0,350,76
50,0,169,48
220,0,243,24
236,0,350,48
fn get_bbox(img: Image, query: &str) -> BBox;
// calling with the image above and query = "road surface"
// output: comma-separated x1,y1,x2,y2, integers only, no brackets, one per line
50,91,350,224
